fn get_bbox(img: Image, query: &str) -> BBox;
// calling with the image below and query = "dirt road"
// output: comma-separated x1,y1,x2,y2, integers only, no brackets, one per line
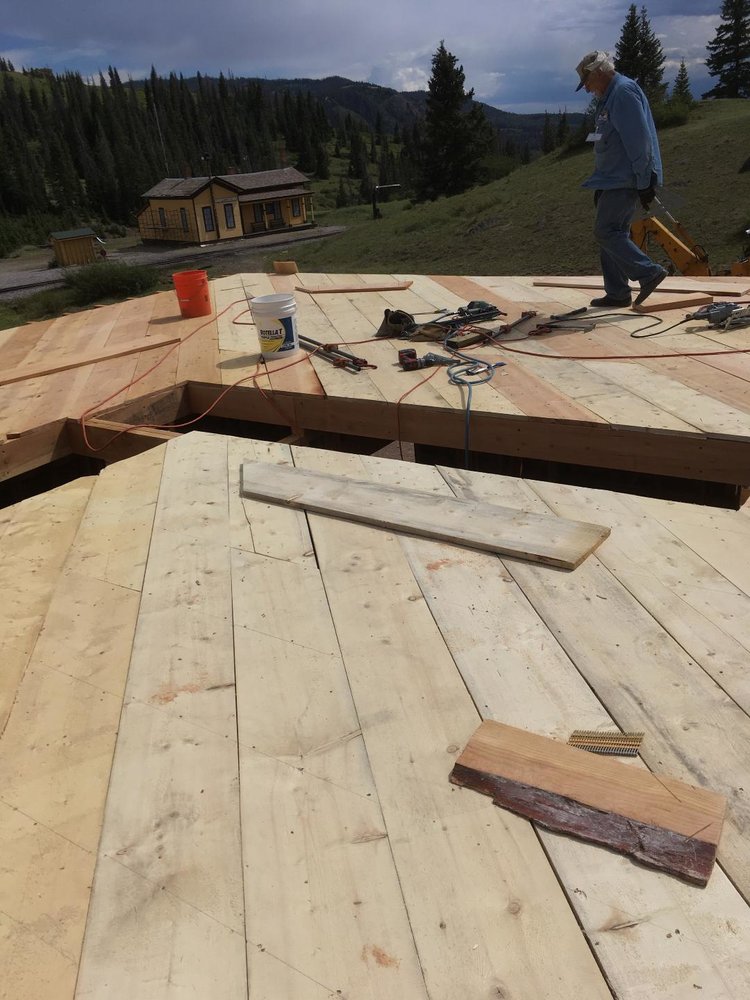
0,226,345,299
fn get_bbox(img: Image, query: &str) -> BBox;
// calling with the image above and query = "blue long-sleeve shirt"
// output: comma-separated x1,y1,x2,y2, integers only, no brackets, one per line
582,73,663,191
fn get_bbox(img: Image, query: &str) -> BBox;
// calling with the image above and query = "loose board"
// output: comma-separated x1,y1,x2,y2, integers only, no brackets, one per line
239,461,610,569
450,720,726,885
632,292,713,313
295,281,413,293
532,276,749,297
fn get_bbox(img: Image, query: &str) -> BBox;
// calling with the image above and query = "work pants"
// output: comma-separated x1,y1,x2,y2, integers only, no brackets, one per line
594,189,663,298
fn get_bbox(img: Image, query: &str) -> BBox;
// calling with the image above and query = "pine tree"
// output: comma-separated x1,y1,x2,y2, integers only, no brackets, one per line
638,6,668,103
670,59,694,106
416,41,493,200
614,4,666,103
704,0,750,98
615,5,642,81
556,109,569,146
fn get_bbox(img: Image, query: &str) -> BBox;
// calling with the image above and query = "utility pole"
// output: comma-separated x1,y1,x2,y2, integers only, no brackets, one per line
153,104,169,175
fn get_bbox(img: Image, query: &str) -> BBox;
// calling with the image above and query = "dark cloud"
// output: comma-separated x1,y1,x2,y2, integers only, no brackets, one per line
1,1,720,112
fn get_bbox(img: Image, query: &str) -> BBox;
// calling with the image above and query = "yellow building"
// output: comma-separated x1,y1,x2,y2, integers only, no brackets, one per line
49,227,106,267
137,167,314,245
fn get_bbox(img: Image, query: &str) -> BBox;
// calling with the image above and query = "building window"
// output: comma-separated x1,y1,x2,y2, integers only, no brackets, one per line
291,198,301,218
253,204,264,224
202,206,215,233
180,207,189,233
158,207,167,228
224,203,236,229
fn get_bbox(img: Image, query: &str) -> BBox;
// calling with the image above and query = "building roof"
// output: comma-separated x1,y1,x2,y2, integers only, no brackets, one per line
49,227,96,240
142,168,309,200
217,167,309,192
141,177,211,199
237,185,309,204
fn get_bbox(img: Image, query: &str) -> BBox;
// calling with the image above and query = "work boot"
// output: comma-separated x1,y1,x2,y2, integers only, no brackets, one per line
634,267,668,306
590,294,632,308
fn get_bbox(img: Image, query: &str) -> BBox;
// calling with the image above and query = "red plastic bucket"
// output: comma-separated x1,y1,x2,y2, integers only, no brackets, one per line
172,269,212,318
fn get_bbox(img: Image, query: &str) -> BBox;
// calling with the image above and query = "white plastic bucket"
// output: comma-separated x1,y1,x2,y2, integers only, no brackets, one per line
249,293,299,360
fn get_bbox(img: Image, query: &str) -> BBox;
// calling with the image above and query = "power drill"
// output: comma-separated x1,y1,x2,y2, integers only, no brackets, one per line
398,349,454,371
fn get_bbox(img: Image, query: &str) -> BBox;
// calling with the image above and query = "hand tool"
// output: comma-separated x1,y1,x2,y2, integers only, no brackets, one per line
444,311,535,349
528,317,598,336
399,351,454,371
550,307,589,321
298,334,375,372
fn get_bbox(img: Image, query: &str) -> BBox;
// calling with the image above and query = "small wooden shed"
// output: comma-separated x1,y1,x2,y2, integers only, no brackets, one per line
49,227,104,267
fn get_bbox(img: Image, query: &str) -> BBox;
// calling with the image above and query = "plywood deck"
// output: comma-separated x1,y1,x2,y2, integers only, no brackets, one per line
2,271,750,494
3,430,750,999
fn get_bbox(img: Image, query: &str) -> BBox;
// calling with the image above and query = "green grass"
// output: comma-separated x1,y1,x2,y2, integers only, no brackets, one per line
0,262,167,331
294,99,750,276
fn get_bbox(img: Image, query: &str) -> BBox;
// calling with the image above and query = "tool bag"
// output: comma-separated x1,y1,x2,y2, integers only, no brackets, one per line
375,309,416,338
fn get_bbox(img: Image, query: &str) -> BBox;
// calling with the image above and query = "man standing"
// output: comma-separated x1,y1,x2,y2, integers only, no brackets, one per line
575,50,667,308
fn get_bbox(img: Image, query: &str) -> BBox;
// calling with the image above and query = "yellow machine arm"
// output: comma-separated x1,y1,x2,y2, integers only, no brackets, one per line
630,216,711,276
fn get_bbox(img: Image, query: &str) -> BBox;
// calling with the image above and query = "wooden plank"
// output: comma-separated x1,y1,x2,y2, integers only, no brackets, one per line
0,477,95,735
296,281,412,293
451,719,725,885
530,325,750,421
230,438,429,997
358,454,750,999
0,419,69,480
533,275,748,296
633,292,713,313
0,335,181,387
75,433,246,998
66,417,177,464
439,465,750,902
240,460,610,568
0,443,163,1000
232,549,428,997
291,445,612,1000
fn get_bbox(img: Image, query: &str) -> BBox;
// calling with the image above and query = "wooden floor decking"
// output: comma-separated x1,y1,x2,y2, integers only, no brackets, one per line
2,430,750,999
2,271,750,499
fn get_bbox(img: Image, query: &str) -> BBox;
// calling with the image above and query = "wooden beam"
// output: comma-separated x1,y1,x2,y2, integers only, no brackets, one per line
240,460,610,569
633,293,713,313
450,720,726,885
66,418,177,463
295,281,413,294
94,383,190,426
0,336,181,388
0,420,70,482
532,276,749,296
186,381,750,486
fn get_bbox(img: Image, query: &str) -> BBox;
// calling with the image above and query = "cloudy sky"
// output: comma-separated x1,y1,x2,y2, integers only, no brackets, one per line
2,1,721,113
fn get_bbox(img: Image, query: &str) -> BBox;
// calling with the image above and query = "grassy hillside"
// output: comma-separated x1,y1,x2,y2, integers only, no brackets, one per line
290,100,750,276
